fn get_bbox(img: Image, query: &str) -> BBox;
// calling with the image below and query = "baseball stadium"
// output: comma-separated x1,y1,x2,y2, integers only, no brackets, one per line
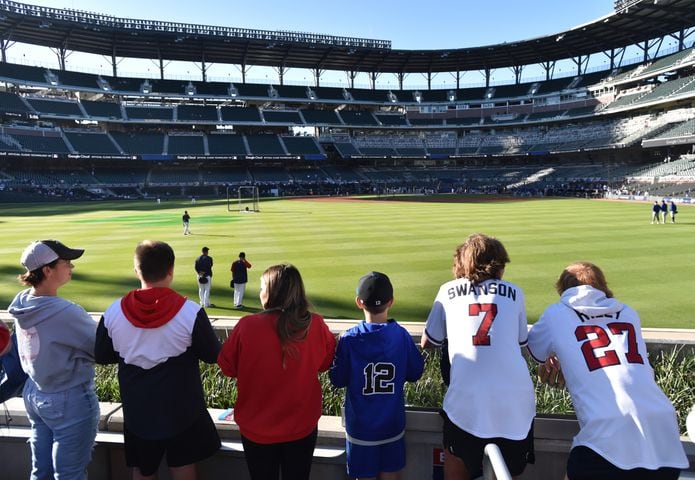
0,0,694,478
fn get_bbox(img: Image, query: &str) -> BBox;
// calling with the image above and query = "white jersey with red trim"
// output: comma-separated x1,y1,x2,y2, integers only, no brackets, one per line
527,285,687,470
424,278,535,439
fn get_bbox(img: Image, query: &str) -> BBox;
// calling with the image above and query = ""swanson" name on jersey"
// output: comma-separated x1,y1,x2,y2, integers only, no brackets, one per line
447,281,517,301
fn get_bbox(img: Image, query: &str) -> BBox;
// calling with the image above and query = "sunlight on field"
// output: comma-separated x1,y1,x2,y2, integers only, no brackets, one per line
0,196,693,328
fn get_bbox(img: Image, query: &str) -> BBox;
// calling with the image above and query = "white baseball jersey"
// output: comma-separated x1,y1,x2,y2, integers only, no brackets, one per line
527,285,688,470
424,278,535,439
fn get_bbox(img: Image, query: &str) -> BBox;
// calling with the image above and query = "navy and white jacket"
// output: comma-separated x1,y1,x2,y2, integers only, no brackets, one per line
95,287,220,439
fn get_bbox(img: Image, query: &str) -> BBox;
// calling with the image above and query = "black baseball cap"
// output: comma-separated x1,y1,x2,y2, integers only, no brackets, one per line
21,240,84,271
357,271,393,307
202,246,209,252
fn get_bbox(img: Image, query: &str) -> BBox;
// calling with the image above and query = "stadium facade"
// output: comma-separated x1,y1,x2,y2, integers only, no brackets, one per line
0,0,693,202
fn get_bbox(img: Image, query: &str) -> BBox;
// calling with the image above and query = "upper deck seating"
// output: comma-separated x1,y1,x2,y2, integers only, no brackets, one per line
333,142,360,157
11,132,69,153
124,106,174,121
81,100,123,119
263,110,304,124
490,82,534,99
281,136,322,155
207,134,248,155
235,83,271,98
54,69,100,89
168,135,205,155
639,47,695,77
408,118,444,126
455,87,488,102
349,88,389,103
274,85,311,100
300,109,341,125
375,114,408,126
151,79,189,96
26,98,83,117
64,131,120,154
220,106,262,123
177,105,219,122
313,86,346,101
194,81,232,96
338,110,379,126
0,91,32,115
534,76,576,95
245,134,285,155
101,76,145,94
0,62,49,84
110,132,164,155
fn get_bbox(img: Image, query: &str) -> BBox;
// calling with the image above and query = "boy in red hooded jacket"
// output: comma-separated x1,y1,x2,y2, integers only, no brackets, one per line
96,240,221,480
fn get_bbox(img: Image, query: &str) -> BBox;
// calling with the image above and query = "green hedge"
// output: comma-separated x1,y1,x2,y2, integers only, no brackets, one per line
95,346,694,434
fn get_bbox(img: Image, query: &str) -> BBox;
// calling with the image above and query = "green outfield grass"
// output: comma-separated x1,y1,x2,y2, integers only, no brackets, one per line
1,195,693,329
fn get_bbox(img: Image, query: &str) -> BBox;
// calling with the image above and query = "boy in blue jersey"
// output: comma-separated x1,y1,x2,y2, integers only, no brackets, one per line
330,272,424,480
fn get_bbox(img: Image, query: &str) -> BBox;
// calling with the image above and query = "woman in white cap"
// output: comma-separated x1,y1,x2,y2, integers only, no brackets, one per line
8,240,99,480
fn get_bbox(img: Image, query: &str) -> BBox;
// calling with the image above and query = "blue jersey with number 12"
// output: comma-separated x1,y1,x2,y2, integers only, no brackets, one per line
329,319,424,444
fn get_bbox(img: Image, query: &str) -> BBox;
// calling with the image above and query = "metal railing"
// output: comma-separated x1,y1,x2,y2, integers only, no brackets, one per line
482,443,512,480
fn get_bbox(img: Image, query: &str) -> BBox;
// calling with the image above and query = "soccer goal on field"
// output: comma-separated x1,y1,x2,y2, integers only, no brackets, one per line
227,185,260,212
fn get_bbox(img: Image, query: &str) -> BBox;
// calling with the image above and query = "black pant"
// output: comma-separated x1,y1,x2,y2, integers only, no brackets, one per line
567,446,681,480
241,428,318,480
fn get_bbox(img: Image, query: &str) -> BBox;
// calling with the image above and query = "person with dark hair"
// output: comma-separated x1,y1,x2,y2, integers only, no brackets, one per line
660,200,668,224
670,201,678,223
8,240,99,480
330,271,424,480
651,201,661,224
527,262,687,480
95,240,221,480
194,246,213,308
218,263,336,480
421,233,535,480
182,210,191,235
231,251,252,308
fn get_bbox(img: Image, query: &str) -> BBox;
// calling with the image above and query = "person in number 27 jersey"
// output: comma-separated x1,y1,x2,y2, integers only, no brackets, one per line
421,233,535,480
527,262,687,480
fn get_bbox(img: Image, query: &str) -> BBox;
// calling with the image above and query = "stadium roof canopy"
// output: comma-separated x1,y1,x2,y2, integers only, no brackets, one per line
0,0,694,75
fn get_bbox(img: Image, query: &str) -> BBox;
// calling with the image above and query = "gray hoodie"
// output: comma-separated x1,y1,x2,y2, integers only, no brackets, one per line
8,289,97,393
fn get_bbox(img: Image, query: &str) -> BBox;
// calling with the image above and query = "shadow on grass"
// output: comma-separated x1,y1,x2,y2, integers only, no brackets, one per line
0,199,232,217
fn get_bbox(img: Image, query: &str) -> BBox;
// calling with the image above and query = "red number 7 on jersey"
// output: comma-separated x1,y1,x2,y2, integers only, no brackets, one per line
470,303,498,346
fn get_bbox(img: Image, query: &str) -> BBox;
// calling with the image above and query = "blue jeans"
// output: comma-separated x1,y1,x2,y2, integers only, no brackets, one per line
23,379,100,480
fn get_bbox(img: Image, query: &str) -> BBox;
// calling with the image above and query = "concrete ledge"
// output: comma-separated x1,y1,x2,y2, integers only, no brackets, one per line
0,401,692,479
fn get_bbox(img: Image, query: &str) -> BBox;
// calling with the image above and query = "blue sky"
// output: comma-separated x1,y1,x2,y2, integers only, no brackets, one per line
25,0,616,50
10,1,652,87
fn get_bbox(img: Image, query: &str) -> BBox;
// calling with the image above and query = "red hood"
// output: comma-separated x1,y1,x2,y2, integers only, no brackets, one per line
120,287,187,328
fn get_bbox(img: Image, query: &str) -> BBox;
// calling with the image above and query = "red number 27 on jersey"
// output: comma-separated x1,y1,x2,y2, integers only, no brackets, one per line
575,322,644,371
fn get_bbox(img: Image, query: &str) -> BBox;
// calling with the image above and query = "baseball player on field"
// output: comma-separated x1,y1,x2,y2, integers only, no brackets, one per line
527,261,687,480
421,233,536,480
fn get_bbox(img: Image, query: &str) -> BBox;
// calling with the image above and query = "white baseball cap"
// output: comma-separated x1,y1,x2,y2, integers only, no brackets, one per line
21,240,85,271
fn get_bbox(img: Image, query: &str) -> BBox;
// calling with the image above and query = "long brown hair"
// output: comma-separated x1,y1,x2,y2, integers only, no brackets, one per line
452,233,510,284
262,264,312,367
555,261,614,298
